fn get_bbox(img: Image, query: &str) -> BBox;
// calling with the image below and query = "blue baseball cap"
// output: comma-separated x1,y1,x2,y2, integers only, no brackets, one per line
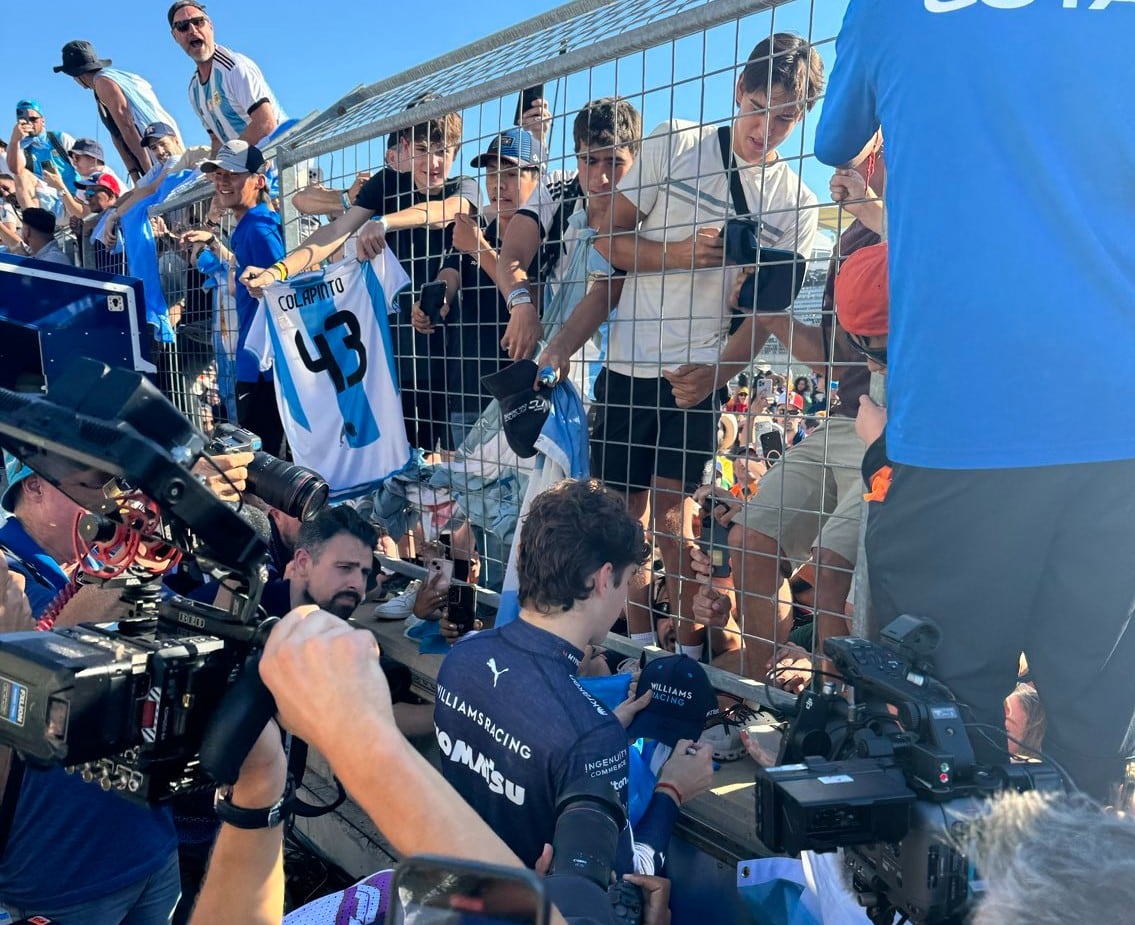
627,654,719,748
70,137,105,162
16,99,42,118
2,452,34,513
470,127,540,169
141,121,177,147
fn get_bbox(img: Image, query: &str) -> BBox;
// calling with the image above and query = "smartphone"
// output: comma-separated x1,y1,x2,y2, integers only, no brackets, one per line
513,84,545,126
447,582,478,635
699,496,733,579
419,280,447,326
386,854,548,925
759,428,785,465
427,557,454,594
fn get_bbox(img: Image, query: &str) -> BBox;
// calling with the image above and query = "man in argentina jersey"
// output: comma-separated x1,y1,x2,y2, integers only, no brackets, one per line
168,1,286,154
53,40,180,182
251,249,414,499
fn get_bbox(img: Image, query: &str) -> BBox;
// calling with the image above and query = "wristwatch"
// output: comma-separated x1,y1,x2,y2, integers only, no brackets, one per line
214,780,292,829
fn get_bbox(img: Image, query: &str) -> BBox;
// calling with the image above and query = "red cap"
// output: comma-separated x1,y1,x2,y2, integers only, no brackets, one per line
835,242,889,337
77,171,122,198
779,392,805,412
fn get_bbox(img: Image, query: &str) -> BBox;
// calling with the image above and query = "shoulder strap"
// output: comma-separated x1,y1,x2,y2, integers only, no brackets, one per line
538,176,584,279
46,131,71,168
717,125,750,217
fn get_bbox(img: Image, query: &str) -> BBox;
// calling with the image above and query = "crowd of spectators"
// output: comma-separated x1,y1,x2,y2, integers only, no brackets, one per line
1,0,1133,923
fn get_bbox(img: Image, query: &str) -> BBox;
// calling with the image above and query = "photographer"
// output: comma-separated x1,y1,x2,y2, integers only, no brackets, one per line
187,606,672,925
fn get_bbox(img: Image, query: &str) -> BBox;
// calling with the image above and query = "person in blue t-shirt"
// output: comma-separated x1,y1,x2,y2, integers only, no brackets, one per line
202,139,287,456
434,479,714,875
815,0,1135,801
0,459,179,923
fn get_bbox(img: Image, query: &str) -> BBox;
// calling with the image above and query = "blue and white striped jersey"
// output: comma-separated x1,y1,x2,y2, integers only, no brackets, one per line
187,45,286,144
251,252,412,498
98,67,180,141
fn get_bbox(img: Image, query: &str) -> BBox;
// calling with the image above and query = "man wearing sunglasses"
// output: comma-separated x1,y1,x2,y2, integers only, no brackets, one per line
167,1,287,156
5,99,78,214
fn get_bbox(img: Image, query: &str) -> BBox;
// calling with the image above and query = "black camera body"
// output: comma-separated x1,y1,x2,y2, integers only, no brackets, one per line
0,360,281,802
753,618,1063,925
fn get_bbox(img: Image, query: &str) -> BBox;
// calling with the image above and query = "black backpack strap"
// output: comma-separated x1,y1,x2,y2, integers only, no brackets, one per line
284,736,346,824
46,132,71,171
538,176,584,282
717,125,750,217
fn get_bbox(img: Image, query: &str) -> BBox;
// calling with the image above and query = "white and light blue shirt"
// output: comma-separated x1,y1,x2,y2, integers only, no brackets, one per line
187,45,286,144
98,67,180,141
251,252,412,498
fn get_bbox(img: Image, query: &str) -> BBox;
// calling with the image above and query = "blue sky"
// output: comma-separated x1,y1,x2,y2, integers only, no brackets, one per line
4,0,849,195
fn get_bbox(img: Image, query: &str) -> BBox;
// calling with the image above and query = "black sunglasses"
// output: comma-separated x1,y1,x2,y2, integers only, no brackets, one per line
844,331,887,367
173,16,209,32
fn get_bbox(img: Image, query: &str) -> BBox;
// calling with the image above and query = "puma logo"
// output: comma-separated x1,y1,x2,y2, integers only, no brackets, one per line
487,658,509,688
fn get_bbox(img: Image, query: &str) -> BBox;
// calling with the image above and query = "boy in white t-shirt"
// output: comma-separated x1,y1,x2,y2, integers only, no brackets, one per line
543,34,824,651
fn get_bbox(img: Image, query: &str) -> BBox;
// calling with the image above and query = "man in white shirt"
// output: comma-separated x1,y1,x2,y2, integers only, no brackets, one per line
586,34,823,658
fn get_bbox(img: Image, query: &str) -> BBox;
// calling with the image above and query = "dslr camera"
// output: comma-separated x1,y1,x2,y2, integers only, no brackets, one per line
0,360,283,803
753,616,1063,925
205,422,328,522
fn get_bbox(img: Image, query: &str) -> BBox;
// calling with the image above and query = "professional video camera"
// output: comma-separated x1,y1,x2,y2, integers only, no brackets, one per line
753,616,1064,925
0,359,281,804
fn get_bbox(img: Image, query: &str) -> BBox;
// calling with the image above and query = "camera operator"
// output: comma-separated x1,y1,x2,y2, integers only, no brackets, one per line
187,606,673,925
0,457,181,922
433,479,713,876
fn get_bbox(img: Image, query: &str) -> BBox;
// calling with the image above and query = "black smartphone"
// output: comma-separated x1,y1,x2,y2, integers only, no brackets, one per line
419,280,447,325
386,854,548,925
699,497,732,579
448,582,478,635
759,428,785,465
513,85,545,126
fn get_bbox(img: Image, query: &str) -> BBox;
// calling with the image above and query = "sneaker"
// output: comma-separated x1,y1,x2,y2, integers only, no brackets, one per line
699,703,759,762
372,581,420,621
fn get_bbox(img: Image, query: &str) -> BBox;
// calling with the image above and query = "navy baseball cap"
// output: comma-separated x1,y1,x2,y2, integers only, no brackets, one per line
141,121,177,146
70,137,105,162
200,139,265,175
471,127,540,169
627,654,718,748
480,360,549,459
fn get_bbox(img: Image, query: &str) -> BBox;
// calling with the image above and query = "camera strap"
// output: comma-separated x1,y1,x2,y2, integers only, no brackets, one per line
284,737,347,822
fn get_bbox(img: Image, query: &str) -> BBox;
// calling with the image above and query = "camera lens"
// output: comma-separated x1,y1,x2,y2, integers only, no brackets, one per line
246,453,329,521
549,782,627,889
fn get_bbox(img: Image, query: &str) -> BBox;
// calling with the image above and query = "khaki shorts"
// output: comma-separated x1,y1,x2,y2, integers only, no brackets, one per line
733,416,866,566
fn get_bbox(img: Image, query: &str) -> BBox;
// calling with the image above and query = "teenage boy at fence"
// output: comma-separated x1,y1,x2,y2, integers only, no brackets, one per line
241,110,480,453
541,35,822,659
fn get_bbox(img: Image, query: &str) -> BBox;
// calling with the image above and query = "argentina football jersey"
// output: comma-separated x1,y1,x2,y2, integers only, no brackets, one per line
251,251,413,498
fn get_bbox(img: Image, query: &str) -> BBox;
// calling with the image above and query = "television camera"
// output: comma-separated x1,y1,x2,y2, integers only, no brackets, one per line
753,616,1064,925
0,359,283,804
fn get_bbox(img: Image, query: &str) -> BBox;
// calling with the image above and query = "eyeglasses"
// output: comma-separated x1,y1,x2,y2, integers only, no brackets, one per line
172,15,209,33
844,331,888,367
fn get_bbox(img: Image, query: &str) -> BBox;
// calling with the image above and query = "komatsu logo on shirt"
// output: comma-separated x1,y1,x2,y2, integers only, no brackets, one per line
277,276,346,312
436,727,527,806
925,0,1130,11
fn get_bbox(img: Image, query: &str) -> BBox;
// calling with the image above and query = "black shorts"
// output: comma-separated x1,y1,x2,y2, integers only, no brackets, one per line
590,368,724,493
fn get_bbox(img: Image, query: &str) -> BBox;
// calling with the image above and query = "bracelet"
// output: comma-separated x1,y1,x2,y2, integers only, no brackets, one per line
371,215,387,233
340,190,352,211
654,781,684,806
507,286,534,311
270,261,289,282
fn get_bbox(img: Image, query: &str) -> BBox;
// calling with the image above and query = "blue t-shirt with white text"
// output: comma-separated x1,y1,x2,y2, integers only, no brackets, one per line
815,0,1135,469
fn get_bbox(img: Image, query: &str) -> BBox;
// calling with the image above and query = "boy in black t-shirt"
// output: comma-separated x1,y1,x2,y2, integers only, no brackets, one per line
240,109,480,452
